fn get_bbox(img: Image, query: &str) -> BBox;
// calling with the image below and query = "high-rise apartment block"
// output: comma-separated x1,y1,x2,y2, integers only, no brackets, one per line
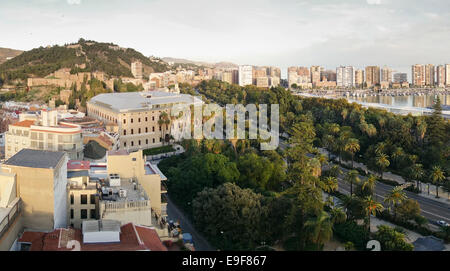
310,66,322,86
436,65,445,87
336,66,355,87
412,64,426,87
238,65,253,86
425,64,435,86
355,69,364,87
365,66,380,87
381,66,392,83
445,64,450,86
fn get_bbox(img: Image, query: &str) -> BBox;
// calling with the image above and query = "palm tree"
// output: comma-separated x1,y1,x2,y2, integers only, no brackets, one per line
375,153,390,179
304,211,333,250
391,147,404,169
430,166,445,198
330,207,347,225
158,111,171,145
363,196,384,232
361,174,377,196
344,170,360,196
410,163,424,191
384,186,407,220
344,138,360,169
321,176,338,193
322,135,334,160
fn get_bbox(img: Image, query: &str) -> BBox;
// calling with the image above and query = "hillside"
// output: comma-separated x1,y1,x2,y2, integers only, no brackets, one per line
162,57,238,69
0,39,169,84
0,48,23,64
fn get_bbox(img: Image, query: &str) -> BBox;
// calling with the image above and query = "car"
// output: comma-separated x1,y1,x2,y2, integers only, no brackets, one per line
436,220,449,227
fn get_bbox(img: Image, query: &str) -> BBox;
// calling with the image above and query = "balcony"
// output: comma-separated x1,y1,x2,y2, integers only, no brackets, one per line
0,198,22,240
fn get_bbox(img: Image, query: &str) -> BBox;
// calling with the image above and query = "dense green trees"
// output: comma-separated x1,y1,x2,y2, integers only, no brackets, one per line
373,225,414,251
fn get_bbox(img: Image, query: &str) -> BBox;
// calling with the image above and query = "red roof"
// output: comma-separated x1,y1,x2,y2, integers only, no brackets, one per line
18,223,168,251
10,120,35,128
67,160,91,170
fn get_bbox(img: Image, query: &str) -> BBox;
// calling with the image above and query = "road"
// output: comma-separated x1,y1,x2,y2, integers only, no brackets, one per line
337,176,450,230
166,196,215,251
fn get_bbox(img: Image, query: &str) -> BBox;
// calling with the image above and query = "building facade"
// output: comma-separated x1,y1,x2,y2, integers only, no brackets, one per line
365,66,381,87
336,66,355,87
412,64,426,87
87,91,203,152
5,109,83,160
238,65,253,86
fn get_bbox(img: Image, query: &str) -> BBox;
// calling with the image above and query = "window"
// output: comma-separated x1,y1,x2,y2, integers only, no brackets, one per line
124,142,127,147
152,116,155,121
80,195,87,205
138,118,141,123
138,128,141,134
70,194,74,205
123,119,126,124
70,209,74,219
145,117,148,122
153,138,155,143
138,140,141,146
145,127,148,133
81,209,87,219
146,139,148,144
123,129,127,136
131,118,134,123
152,127,155,132
90,194,96,204
131,141,134,147
90,209,96,219
131,129,134,135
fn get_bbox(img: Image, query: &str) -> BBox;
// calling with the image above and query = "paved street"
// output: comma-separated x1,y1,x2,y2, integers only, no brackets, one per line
337,177,450,230
166,196,215,251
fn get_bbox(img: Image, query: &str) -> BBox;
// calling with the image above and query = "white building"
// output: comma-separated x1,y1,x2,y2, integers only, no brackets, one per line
336,66,355,88
238,65,253,86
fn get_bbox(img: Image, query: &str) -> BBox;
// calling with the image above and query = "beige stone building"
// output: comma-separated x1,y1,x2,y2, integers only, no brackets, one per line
355,69,365,88
106,149,167,221
412,64,426,87
67,170,99,229
1,149,68,231
5,109,83,160
87,91,203,152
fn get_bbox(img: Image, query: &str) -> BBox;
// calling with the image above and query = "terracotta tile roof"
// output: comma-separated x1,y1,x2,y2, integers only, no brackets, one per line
10,120,35,128
18,223,168,251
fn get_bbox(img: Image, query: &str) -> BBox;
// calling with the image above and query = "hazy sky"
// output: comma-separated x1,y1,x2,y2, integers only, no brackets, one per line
1,0,449,76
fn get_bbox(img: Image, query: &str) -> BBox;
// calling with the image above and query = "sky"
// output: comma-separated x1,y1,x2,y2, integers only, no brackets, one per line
1,0,449,77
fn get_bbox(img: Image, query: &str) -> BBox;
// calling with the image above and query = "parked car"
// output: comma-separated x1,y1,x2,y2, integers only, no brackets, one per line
436,220,449,227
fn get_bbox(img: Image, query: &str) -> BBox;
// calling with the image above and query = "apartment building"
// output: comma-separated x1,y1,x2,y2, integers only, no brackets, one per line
365,66,380,87
446,64,450,86
87,91,203,152
436,65,446,87
355,69,364,87
67,169,99,229
238,65,253,86
381,66,392,83
336,66,355,87
1,149,68,231
310,66,322,86
0,172,21,251
425,64,435,86
5,109,83,159
412,64,426,87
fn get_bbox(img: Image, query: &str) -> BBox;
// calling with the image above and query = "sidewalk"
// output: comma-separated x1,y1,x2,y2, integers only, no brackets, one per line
319,148,450,205
370,216,450,251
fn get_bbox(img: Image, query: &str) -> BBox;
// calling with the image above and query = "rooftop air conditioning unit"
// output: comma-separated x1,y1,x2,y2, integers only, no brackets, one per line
119,189,127,198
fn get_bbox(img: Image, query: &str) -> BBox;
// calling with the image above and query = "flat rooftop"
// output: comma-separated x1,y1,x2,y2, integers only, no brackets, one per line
102,176,147,202
88,91,203,112
4,149,65,169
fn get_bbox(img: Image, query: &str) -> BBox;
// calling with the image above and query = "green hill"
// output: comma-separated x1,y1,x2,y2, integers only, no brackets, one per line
0,39,169,84
0,48,23,64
